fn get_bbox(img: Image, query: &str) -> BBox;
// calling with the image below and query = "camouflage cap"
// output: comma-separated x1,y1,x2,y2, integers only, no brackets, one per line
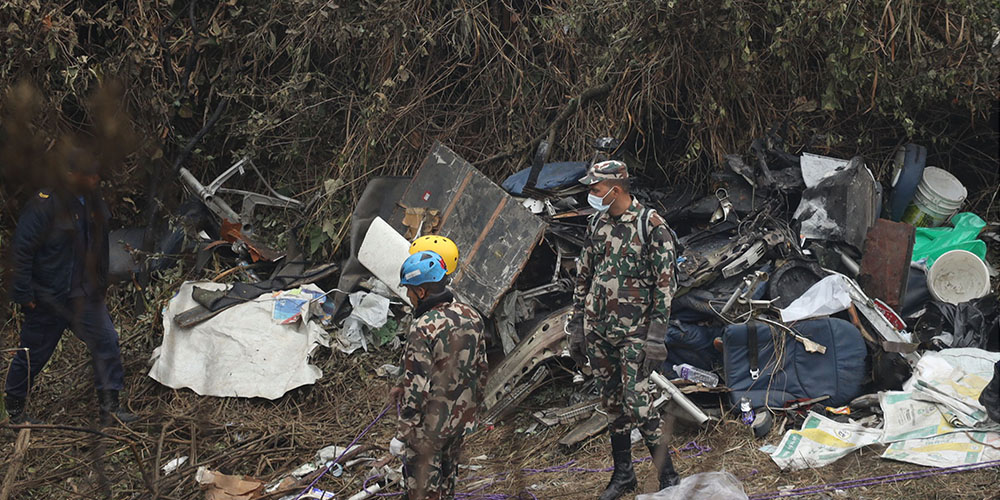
578,160,628,185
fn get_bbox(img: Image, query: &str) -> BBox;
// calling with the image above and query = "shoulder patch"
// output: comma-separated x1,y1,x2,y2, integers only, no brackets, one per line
649,212,665,227
37,191,50,199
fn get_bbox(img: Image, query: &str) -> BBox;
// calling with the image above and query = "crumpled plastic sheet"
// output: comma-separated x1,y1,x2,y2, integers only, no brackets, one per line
349,291,391,328
635,471,748,500
903,348,1000,428
779,274,851,322
912,212,987,267
334,291,393,355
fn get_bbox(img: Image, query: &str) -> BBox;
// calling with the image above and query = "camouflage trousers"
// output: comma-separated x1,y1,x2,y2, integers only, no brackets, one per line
587,333,662,448
402,434,463,500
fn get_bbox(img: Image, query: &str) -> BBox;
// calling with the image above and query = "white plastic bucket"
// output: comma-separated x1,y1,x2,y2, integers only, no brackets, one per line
927,249,990,304
900,167,966,227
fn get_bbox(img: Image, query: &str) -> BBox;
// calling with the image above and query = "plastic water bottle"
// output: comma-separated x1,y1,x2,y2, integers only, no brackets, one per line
739,396,754,425
672,364,719,387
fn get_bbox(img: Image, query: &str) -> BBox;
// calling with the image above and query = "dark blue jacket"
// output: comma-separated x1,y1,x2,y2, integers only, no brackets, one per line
10,189,111,306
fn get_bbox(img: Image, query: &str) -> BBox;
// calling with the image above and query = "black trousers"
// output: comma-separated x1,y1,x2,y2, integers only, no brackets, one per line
5,297,124,399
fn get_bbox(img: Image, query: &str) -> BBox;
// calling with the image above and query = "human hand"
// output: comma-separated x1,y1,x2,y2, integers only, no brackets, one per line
566,313,588,367
641,341,668,374
389,386,404,405
641,322,669,374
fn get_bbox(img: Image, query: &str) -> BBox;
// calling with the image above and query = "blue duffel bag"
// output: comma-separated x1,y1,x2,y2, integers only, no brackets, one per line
723,318,867,409
663,321,724,374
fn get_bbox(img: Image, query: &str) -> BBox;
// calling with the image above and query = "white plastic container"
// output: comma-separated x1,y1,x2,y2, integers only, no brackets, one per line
926,250,990,304
901,167,967,227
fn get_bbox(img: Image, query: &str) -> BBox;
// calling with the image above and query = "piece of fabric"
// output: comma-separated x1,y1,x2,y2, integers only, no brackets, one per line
501,161,588,195
587,333,662,449
5,297,124,398
396,299,487,444
914,298,999,350
663,321,724,374
149,281,329,399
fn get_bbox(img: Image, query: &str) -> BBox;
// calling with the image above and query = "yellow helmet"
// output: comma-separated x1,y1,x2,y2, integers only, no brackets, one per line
410,235,459,275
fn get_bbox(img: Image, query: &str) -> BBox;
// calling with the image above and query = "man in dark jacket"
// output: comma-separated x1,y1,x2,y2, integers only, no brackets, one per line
5,154,137,426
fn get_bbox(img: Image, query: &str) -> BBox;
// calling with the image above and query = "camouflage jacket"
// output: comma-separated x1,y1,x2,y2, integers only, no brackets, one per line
573,197,677,339
396,298,488,443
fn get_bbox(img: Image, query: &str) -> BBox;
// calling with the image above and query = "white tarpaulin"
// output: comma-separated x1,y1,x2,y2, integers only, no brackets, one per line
149,281,330,399
635,472,748,500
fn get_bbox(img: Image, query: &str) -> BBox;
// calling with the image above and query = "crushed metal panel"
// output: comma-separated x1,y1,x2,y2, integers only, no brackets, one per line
482,306,571,413
482,366,550,425
391,142,548,314
859,219,915,312
558,411,608,448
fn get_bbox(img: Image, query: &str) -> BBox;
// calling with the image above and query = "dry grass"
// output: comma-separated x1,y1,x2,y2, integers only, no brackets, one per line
3,287,999,499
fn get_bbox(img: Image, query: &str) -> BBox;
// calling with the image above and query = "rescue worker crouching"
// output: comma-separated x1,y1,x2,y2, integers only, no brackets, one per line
388,249,488,500
567,160,682,499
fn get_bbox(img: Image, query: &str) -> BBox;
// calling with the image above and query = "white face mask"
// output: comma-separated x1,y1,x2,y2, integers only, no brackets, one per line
587,187,616,212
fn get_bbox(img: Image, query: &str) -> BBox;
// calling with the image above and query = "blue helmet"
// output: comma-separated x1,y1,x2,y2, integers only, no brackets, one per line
400,250,448,286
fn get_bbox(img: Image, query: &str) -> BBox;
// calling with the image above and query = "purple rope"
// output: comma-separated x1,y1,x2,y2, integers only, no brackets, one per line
290,403,392,500
748,459,1000,499
370,440,709,499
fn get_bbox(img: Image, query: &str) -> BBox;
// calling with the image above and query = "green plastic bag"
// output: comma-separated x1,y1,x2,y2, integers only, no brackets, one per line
911,212,987,267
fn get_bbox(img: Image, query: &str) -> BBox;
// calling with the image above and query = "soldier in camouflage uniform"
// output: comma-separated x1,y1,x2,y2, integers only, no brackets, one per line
389,250,488,500
567,160,681,499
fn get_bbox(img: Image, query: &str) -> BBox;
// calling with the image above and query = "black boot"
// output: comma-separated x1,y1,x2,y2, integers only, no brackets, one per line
4,394,44,425
598,433,637,500
646,442,681,490
97,390,138,426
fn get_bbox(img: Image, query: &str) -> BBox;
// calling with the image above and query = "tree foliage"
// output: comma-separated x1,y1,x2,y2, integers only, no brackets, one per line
1,0,997,252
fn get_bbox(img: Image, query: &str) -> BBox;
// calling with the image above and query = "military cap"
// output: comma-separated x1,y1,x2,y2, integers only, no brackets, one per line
578,160,628,185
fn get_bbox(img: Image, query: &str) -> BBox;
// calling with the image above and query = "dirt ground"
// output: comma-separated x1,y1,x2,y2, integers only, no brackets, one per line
2,297,999,500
